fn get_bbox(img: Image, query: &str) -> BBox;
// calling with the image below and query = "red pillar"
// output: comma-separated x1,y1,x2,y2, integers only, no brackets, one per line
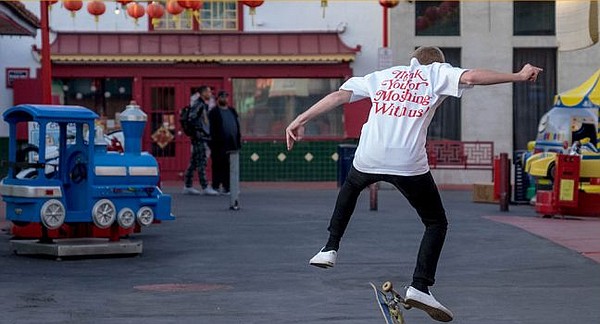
40,0,52,104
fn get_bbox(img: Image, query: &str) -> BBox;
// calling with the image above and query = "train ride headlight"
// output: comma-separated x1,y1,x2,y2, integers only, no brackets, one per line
117,208,135,229
40,199,66,230
92,199,116,229
136,207,154,227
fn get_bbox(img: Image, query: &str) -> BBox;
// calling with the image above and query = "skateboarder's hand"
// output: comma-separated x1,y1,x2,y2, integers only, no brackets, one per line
286,120,305,150
518,64,543,82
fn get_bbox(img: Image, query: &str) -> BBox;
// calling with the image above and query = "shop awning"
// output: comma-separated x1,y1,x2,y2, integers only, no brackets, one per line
554,69,600,108
0,1,39,36
50,31,360,64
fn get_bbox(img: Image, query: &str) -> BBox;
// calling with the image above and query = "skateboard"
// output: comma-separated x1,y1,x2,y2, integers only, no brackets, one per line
370,281,412,324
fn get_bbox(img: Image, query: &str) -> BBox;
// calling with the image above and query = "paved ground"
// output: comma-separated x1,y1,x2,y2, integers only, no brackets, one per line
1,185,599,324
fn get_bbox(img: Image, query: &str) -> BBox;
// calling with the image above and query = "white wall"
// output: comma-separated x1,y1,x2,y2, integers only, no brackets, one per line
241,2,381,76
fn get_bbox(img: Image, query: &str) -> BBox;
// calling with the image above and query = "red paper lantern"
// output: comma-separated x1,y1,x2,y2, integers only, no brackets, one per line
379,0,399,8
147,2,165,27
242,0,264,25
166,0,184,15
177,0,202,11
242,0,264,8
63,0,83,17
87,0,106,22
126,2,145,23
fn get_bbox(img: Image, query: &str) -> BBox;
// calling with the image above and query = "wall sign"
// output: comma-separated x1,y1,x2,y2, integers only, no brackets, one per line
6,68,30,88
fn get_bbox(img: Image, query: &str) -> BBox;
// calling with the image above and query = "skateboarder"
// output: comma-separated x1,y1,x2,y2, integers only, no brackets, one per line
285,46,542,322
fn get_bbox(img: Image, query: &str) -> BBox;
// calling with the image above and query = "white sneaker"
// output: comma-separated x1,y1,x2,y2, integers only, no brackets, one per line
203,186,219,196
405,286,453,322
182,186,201,195
309,247,337,268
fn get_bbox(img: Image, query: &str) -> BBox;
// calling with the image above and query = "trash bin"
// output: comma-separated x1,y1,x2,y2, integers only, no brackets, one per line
513,150,531,204
337,144,357,187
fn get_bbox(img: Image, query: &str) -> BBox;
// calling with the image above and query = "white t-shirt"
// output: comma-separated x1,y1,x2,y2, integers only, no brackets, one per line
340,58,470,176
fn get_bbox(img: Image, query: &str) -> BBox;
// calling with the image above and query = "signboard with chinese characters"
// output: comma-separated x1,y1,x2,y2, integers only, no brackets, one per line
6,68,30,88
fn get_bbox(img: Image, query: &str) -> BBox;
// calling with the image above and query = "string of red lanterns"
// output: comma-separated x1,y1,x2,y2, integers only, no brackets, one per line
50,1,267,27
51,1,267,26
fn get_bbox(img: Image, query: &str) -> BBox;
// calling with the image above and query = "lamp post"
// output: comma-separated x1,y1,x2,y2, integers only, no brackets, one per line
378,0,399,69
379,0,399,48
40,0,52,104
383,6,389,48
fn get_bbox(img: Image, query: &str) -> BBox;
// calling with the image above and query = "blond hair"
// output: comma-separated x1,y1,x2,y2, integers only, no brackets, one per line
412,46,445,65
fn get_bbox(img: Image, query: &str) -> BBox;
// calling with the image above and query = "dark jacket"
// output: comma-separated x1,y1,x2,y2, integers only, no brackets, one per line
190,99,210,141
208,106,241,153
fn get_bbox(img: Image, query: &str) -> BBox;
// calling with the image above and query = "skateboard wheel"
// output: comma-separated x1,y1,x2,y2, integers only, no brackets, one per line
382,281,393,292
402,303,412,310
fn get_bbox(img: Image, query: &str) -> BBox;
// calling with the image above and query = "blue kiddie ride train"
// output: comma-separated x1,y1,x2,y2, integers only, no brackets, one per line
0,103,174,241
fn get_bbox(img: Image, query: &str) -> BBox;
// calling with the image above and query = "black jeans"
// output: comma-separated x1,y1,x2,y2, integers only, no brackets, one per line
328,166,448,288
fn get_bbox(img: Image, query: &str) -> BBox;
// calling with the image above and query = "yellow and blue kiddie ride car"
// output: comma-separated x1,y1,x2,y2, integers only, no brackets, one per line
524,69,600,217
0,103,174,244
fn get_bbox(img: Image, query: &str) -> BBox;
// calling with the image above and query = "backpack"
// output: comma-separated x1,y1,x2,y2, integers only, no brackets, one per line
179,105,195,137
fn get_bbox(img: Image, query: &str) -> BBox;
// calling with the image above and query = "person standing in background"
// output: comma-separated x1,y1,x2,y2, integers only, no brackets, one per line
208,90,241,195
183,86,219,196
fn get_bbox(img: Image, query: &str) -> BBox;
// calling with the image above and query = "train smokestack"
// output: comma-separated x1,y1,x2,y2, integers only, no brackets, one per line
119,101,146,155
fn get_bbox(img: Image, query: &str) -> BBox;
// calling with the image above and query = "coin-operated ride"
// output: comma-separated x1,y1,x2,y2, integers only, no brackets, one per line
0,103,174,240
525,69,600,179
524,69,600,217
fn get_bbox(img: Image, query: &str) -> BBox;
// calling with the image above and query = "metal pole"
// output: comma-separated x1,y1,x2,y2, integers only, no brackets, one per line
40,0,52,104
383,7,389,48
229,151,240,210
369,182,378,211
499,153,510,211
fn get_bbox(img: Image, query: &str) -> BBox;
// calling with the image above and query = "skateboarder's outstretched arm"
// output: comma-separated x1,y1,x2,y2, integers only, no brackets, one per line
460,63,543,85
286,89,352,150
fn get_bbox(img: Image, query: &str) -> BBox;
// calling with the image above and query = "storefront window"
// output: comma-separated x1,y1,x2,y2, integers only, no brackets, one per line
415,1,460,36
152,1,238,31
514,1,555,36
57,78,133,133
233,78,344,138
